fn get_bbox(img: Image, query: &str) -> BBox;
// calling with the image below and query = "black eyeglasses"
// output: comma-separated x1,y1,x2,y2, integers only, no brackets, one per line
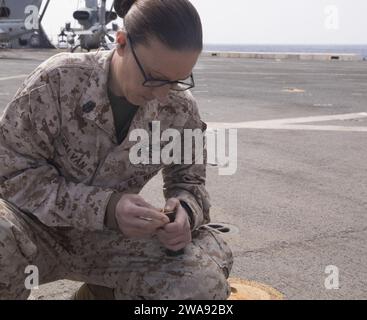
127,34,195,92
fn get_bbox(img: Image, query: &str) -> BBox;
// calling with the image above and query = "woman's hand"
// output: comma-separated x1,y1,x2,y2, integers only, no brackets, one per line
157,198,192,252
115,194,170,238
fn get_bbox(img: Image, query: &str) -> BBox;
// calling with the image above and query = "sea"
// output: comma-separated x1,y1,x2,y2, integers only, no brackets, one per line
203,44,367,59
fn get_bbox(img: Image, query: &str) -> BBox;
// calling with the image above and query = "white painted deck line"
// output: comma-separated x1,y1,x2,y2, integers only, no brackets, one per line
207,113,367,132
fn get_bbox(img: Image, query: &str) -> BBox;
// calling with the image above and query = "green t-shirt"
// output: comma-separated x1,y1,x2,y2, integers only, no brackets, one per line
107,88,139,144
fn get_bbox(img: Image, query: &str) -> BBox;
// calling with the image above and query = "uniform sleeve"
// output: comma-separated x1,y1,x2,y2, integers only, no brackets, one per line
0,76,114,232
162,99,211,230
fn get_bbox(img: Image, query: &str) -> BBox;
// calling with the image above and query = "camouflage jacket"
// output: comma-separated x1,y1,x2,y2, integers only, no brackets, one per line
0,49,210,232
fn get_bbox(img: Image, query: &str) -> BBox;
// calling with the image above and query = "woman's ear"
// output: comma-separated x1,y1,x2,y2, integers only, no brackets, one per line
116,30,128,55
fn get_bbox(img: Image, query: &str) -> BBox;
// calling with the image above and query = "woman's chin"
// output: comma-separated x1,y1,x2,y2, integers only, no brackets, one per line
125,94,143,106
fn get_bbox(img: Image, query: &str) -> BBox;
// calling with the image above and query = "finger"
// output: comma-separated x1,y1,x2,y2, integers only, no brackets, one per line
157,227,191,244
173,206,189,226
157,228,183,242
131,206,170,225
164,241,187,252
156,228,169,239
133,196,161,211
164,198,180,213
165,235,189,246
163,208,190,233
131,217,167,232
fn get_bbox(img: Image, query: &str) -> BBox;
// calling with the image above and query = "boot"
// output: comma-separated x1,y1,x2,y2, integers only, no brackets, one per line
73,283,115,300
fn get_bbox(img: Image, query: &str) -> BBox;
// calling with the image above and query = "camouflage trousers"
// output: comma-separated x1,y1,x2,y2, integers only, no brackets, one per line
0,198,233,300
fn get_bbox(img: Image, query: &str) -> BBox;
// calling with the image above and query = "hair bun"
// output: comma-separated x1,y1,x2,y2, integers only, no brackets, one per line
114,0,136,18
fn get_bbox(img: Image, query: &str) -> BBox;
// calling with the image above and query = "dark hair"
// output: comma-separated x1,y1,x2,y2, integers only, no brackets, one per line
114,0,203,51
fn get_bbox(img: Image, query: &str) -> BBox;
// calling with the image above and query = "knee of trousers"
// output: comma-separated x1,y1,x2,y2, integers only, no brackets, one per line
113,250,232,300
182,257,232,300
187,226,234,300
0,200,38,299
114,227,233,300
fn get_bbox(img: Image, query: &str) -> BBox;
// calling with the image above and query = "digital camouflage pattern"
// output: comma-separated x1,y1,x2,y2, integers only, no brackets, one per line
0,198,233,299
0,49,233,299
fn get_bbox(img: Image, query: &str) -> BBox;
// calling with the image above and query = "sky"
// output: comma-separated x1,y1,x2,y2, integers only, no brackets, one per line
40,0,367,45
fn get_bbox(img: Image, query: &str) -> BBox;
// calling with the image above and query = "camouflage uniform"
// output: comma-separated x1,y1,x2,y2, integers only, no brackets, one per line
0,49,233,299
